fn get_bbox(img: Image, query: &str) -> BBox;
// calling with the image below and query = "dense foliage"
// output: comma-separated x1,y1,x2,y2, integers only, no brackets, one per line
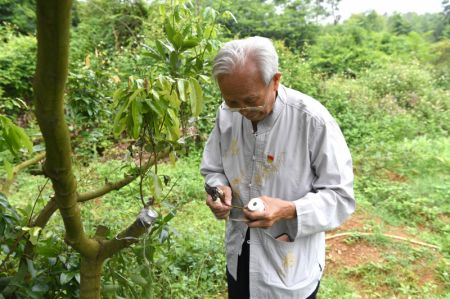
1,0,449,298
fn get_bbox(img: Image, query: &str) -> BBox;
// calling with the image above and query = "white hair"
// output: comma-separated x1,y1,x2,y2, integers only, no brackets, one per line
212,36,279,86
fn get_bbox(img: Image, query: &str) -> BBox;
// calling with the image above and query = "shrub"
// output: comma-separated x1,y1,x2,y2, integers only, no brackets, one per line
0,26,36,114
360,60,435,109
307,25,387,75
276,41,321,97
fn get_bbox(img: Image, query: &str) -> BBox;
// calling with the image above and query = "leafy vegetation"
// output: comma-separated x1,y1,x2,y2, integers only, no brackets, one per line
1,0,449,298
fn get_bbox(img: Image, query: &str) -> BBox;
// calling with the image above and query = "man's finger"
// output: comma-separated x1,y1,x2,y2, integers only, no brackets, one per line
205,195,214,207
206,194,221,207
219,185,232,206
243,209,266,221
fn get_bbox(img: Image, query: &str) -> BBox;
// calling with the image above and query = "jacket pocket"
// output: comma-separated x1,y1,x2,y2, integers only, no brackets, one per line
255,229,316,288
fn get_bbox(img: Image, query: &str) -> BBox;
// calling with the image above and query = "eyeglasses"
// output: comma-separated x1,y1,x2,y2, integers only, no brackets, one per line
221,79,273,113
222,102,266,112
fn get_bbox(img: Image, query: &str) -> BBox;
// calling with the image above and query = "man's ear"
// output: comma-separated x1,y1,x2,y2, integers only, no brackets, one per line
272,72,282,91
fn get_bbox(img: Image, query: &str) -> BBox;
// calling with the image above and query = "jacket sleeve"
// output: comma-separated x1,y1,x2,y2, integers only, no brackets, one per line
293,119,355,238
200,113,229,187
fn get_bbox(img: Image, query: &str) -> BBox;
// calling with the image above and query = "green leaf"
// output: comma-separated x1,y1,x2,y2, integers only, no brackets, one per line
130,274,147,286
102,283,120,293
177,79,186,103
112,88,125,107
181,24,191,37
60,272,74,285
148,172,163,198
164,18,176,46
169,52,178,70
22,226,41,245
155,40,166,57
26,258,37,279
203,7,217,20
163,210,176,223
158,4,165,16
151,89,160,101
143,47,162,60
174,6,181,22
166,109,181,141
29,226,41,245
113,117,127,137
129,88,143,102
144,99,161,117
32,283,48,293
113,103,127,137
174,34,184,50
180,38,200,52
168,89,180,109
0,115,32,155
198,74,211,83
160,40,175,54
189,78,204,117
222,10,238,23
131,100,143,139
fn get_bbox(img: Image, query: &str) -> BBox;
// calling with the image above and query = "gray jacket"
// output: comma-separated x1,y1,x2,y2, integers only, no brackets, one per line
200,85,355,298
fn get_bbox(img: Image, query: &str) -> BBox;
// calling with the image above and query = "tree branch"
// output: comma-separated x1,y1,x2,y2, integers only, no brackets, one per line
100,206,158,259
1,152,46,194
77,174,137,203
13,152,46,177
18,198,58,268
77,151,168,203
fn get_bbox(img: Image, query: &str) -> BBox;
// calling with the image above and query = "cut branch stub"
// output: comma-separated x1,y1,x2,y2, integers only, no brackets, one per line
138,206,158,227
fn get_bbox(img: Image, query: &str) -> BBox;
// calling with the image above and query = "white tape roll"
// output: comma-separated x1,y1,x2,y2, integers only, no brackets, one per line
248,197,265,212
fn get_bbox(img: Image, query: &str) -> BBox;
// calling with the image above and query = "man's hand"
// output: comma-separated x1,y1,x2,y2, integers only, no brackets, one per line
243,196,296,228
205,185,232,219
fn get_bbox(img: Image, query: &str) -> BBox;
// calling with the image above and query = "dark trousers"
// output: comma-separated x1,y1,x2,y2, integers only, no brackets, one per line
227,230,320,299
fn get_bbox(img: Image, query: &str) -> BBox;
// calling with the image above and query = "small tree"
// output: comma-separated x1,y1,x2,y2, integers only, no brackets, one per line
0,0,224,298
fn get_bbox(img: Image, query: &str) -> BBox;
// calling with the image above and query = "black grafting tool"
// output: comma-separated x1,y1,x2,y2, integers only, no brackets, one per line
204,183,224,202
204,183,245,210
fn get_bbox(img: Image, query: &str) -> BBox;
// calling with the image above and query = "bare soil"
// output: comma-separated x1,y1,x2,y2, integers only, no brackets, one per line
324,208,445,297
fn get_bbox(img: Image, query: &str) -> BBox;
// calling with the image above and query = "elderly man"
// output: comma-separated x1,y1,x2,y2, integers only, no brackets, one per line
200,36,355,298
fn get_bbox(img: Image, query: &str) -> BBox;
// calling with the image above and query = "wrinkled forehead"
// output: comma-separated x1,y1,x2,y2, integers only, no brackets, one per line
218,59,265,88
218,70,266,100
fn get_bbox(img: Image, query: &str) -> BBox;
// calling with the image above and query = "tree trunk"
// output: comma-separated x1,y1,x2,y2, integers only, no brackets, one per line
34,1,101,297
80,257,104,299
34,0,99,257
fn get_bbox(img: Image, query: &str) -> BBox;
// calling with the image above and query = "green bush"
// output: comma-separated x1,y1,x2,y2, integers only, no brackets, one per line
276,41,321,97
430,39,450,88
316,57,448,149
70,0,149,61
360,60,435,109
307,25,387,75
66,54,115,125
317,76,396,146
0,192,81,299
65,50,118,160
0,26,36,114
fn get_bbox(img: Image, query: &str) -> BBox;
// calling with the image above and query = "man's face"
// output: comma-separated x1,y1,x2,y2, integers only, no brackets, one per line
218,61,280,123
